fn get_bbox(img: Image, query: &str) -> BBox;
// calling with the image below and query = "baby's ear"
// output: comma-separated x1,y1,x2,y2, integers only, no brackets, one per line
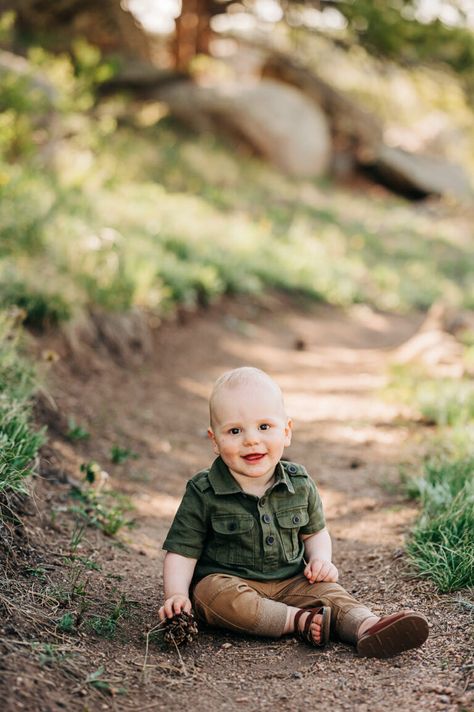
284,418,293,447
207,428,220,454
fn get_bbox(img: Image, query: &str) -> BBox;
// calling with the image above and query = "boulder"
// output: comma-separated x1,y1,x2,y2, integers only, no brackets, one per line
371,145,472,199
158,79,331,177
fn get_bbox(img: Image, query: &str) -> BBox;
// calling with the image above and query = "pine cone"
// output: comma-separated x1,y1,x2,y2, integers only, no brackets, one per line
163,611,198,647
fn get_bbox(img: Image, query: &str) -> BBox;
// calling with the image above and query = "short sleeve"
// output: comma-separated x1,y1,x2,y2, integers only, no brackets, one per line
299,477,325,535
162,481,209,559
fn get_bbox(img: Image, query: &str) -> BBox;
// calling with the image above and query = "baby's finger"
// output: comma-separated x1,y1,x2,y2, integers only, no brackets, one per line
183,599,192,614
164,600,175,618
172,598,184,615
311,560,324,579
158,606,166,621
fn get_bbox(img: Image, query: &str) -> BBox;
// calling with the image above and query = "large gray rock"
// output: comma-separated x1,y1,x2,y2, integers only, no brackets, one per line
374,145,472,199
158,79,331,177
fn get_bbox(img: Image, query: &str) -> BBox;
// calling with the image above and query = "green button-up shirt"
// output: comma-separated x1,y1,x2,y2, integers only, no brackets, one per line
162,457,326,582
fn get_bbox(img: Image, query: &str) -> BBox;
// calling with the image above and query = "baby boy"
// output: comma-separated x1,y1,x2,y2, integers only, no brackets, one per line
159,367,428,657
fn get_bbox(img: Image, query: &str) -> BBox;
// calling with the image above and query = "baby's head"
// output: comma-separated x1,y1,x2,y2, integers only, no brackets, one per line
208,367,292,481
209,367,286,426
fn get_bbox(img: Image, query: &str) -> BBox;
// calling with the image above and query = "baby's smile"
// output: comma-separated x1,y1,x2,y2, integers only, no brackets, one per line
242,453,266,462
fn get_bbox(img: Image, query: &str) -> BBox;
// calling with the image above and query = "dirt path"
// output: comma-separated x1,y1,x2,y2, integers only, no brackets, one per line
4,296,472,712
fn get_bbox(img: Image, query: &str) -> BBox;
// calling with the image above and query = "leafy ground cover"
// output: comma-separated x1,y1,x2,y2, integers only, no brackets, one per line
1,46,474,327
387,352,474,593
0,312,44,501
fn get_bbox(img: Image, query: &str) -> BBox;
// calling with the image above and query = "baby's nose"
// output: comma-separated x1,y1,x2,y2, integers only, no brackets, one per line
244,430,260,445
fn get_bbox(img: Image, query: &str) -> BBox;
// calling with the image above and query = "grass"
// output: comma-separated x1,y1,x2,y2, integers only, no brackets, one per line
0,311,45,502
404,457,474,592
1,43,474,325
389,362,474,592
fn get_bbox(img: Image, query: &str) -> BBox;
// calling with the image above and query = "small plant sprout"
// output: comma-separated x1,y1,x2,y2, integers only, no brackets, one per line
57,612,75,633
66,418,90,441
110,444,139,464
86,667,113,694
80,461,101,484
69,522,86,553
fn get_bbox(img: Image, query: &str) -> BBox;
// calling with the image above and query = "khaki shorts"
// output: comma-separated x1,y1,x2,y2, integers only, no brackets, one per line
192,572,373,644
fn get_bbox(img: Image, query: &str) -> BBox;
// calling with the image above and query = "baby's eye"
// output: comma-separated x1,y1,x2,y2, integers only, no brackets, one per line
259,423,270,430
229,427,241,435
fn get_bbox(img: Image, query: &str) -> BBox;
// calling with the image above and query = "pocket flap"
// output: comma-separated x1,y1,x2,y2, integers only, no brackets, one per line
211,514,255,535
275,509,309,529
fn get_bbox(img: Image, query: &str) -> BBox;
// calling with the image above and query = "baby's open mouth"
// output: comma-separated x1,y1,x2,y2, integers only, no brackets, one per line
242,453,266,462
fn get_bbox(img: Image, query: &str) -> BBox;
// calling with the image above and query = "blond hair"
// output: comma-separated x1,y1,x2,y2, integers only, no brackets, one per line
209,367,285,426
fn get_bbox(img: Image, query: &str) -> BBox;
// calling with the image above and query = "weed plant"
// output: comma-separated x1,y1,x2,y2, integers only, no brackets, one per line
0,312,45,502
69,484,134,537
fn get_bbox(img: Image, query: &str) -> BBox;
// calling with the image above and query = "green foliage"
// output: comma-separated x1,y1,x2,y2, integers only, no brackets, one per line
329,1,474,100
406,484,474,592
388,364,474,426
0,281,71,328
86,595,130,639
390,362,474,592
0,38,473,325
69,477,134,537
57,612,76,633
66,418,90,442
110,445,139,465
37,643,70,667
0,312,45,500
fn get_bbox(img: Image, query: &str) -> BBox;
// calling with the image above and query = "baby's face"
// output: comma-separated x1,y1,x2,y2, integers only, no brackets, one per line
208,381,292,483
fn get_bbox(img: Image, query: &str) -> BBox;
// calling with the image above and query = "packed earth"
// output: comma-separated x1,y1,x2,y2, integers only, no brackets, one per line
1,295,472,712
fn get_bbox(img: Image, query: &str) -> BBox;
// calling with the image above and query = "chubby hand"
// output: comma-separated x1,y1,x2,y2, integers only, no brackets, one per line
304,558,339,584
158,594,192,621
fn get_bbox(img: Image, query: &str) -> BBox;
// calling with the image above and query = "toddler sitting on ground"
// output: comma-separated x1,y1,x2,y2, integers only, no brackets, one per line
159,367,428,657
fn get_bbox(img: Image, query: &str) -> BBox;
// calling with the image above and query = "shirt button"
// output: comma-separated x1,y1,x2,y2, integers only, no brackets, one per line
262,514,271,524
287,464,298,474
266,535,275,545
292,515,301,524
259,498,266,506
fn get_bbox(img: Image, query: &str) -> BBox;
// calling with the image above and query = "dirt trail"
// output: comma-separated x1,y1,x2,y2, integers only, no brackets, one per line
5,297,472,712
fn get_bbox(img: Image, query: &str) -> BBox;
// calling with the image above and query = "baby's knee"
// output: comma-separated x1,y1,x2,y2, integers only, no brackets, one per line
192,574,261,630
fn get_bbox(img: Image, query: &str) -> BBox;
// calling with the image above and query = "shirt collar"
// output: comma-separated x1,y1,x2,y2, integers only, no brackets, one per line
208,457,295,495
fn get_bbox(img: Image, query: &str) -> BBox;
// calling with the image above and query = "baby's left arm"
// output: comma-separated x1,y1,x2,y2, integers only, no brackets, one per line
300,527,339,583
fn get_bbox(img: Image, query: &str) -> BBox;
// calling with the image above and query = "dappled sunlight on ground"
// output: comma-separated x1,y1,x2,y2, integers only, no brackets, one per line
332,505,418,547
132,492,181,519
285,391,402,423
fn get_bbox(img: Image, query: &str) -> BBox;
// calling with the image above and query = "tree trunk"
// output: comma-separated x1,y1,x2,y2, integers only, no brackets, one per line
174,0,212,70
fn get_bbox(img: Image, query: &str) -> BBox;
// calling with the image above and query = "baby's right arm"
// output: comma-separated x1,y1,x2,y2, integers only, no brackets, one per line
158,552,197,620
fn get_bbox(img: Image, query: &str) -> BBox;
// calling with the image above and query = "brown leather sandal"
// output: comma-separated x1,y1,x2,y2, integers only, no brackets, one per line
357,610,429,658
294,606,331,648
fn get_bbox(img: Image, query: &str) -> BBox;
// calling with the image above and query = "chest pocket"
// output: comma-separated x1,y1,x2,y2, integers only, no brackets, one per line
275,508,309,562
208,514,256,566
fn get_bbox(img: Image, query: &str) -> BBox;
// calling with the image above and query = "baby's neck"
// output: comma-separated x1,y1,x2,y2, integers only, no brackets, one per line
231,471,276,498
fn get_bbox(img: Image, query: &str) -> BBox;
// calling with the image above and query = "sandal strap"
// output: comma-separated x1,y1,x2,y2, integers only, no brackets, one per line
295,607,324,643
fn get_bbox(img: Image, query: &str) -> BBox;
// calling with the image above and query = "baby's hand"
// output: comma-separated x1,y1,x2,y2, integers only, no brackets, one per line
304,559,339,584
159,594,192,621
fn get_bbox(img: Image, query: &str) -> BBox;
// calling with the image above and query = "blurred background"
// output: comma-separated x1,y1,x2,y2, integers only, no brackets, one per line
1,0,474,325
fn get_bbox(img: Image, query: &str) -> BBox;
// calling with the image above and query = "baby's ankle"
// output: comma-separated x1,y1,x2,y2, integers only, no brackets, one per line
357,615,380,639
